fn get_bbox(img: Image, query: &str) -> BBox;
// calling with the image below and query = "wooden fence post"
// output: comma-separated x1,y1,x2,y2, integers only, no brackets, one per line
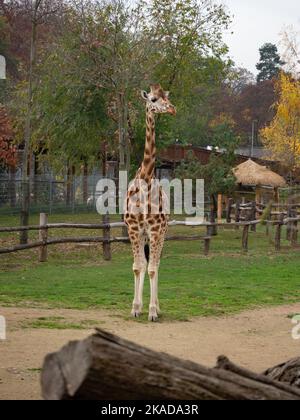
242,223,250,252
226,198,233,223
286,207,292,241
217,194,223,223
275,214,284,252
207,207,217,236
103,213,112,261
204,237,210,256
266,210,270,236
39,213,48,263
209,201,218,236
235,200,241,230
291,209,298,247
250,201,257,232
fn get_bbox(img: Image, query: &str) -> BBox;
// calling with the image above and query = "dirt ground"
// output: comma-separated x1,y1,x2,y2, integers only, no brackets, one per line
0,304,300,400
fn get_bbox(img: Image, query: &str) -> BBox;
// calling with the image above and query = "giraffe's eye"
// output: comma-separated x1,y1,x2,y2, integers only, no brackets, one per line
151,98,158,103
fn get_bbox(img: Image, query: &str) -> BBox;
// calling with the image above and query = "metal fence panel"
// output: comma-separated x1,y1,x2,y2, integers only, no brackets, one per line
0,176,106,216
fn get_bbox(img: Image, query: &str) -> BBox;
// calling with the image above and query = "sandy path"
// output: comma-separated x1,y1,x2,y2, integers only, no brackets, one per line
0,304,300,400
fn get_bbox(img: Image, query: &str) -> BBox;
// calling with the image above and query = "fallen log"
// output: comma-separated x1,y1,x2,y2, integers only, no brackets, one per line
216,356,300,393
41,329,300,401
263,358,300,388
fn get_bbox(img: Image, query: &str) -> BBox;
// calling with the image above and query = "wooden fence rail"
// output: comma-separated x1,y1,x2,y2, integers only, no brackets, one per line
0,211,299,260
0,219,261,233
0,222,125,233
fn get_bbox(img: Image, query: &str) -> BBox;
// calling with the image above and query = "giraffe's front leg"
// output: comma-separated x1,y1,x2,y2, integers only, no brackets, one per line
131,241,147,318
132,266,142,318
148,267,159,322
131,263,146,318
147,229,167,322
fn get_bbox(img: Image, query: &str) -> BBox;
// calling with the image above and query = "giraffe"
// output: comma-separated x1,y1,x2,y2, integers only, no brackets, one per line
124,84,176,322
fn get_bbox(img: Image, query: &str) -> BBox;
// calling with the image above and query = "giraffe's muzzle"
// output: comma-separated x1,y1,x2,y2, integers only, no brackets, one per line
167,106,177,116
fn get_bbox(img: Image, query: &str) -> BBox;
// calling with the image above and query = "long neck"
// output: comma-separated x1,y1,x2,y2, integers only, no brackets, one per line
141,107,156,180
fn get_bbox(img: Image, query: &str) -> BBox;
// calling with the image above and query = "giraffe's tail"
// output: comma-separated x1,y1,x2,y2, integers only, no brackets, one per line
144,244,150,263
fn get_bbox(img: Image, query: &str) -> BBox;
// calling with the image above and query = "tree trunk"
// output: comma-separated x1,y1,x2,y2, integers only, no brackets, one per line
20,1,40,244
66,165,72,207
83,161,88,203
20,181,30,244
41,330,300,401
9,165,16,208
101,142,107,177
118,93,129,173
118,94,130,237
66,165,75,208
33,153,39,205
71,166,75,210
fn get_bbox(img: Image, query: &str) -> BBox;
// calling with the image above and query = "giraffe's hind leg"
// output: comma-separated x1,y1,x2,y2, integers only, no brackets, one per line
130,232,147,318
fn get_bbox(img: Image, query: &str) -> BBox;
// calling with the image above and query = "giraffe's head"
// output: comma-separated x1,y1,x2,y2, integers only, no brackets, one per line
141,84,176,116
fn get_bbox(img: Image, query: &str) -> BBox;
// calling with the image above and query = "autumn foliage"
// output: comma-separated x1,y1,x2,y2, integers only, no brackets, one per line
0,105,16,167
261,73,300,171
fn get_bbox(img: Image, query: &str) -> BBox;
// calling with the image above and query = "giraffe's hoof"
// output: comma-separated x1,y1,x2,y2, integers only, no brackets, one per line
131,308,142,318
149,306,158,322
148,315,159,322
148,307,158,322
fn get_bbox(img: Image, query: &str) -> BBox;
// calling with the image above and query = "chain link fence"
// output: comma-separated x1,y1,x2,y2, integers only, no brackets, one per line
0,175,108,216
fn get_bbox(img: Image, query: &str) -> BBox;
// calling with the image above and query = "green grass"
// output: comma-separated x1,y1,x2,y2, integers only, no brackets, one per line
27,368,42,373
21,317,101,330
1,213,300,321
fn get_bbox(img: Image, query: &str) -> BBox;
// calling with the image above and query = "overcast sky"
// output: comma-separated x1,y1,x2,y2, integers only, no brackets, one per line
222,0,300,75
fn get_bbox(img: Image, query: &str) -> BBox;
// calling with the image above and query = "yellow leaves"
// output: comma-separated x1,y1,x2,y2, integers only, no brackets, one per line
293,138,300,155
261,73,300,167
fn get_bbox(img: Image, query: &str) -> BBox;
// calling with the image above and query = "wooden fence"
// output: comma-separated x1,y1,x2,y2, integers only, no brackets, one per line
0,208,299,261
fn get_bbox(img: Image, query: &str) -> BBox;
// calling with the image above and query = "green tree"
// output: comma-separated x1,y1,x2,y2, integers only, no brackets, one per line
256,43,284,83
29,0,157,172
139,0,232,150
29,0,232,172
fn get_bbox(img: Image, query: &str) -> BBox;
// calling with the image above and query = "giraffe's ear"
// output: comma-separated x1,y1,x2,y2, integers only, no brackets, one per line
141,90,149,101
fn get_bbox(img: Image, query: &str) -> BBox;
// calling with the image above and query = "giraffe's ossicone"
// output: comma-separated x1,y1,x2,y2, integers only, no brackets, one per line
125,84,176,322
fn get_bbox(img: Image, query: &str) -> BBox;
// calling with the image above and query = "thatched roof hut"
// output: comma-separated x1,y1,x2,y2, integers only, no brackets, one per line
233,159,286,204
233,159,286,188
